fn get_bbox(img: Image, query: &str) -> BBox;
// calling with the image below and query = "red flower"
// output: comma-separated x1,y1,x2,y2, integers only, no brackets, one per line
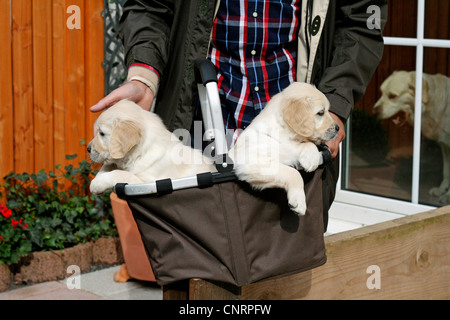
11,218,22,229
0,235,3,241
11,218,27,230
2,209,12,219
0,204,12,219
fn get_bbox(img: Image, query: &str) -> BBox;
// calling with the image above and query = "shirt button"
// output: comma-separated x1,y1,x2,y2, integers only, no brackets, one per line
311,15,321,36
252,12,258,18
254,86,259,92
251,49,256,55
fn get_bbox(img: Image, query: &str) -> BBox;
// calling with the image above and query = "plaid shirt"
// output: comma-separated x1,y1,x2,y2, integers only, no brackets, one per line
209,0,301,131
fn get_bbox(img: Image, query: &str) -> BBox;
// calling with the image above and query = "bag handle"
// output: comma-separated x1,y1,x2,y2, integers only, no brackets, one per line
195,59,234,173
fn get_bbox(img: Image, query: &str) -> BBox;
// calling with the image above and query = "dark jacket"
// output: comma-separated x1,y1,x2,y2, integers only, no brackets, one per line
119,0,387,230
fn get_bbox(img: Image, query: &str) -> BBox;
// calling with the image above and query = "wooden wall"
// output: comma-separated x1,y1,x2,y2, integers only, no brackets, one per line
0,0,104,180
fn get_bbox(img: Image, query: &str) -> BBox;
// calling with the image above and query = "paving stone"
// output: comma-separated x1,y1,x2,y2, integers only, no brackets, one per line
0,281,103,300
1,265,162,300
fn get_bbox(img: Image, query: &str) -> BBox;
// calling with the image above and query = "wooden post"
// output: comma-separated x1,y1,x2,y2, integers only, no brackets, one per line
33,0,54,173
84,0,104,145
65,0,86,165
52,0,67,168
0,0,14,183
189,279,241,300
163,280,189,300
12,0,35,174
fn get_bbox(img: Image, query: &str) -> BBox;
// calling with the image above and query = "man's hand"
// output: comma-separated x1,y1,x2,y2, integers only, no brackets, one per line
326,112,346,159
90,80,154,113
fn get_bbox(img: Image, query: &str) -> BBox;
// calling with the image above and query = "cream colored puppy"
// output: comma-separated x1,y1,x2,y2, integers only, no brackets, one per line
88,100,215,194
229,82,339,215
373,71,450,203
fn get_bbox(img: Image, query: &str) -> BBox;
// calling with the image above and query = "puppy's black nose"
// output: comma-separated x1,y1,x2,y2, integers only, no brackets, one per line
87,146,91,153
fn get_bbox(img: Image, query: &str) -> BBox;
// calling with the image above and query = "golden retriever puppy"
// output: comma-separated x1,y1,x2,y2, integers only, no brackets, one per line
229,82,339,215
88,100,215,194
373,71,450,203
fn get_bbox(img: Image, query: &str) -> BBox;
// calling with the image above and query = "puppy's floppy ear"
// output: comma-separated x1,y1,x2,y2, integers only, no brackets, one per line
408,72,429,104
282,97,315,137
421,78,429,104
408,72,416,95
109,119,142,159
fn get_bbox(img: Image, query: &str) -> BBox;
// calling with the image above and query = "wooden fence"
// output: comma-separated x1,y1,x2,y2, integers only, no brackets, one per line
0,0,104,180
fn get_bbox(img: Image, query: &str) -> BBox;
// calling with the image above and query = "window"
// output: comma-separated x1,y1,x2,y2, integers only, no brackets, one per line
331,0,450,231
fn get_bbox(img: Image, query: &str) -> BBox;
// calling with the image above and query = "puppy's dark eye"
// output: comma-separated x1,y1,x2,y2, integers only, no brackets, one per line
99,131,105,137
317,110,325,116
388,93,398,99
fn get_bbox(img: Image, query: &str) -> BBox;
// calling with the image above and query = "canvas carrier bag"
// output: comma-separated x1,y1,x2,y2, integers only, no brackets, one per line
115,60,329,286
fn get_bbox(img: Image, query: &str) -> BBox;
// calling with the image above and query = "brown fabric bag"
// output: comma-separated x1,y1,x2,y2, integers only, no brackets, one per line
128,168,327,286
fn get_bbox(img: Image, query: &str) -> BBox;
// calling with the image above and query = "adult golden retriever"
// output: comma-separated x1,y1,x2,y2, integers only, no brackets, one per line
229,82,339,215
88,100,215,194
373,71,450,203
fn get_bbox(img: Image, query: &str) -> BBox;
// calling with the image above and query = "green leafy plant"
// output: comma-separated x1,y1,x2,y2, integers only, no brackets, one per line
0,155,116,266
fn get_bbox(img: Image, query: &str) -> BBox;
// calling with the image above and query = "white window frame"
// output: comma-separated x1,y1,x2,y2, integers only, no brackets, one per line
333,0,450,218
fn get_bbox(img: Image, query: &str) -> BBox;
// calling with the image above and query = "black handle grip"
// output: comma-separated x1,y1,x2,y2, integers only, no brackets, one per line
114,183,128,199
194,59,218,85
316,142,332,165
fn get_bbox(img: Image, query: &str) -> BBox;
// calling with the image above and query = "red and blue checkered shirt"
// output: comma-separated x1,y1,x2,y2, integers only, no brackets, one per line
209,0,301,131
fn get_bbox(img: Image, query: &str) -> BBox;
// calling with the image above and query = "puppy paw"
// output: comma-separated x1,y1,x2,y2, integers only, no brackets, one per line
90,170,143,194
438,190,450,204
287,188,307,216
429,186,445,197
90,175,114,194
289,202,307,216
429,179,449,197
298,143,322,172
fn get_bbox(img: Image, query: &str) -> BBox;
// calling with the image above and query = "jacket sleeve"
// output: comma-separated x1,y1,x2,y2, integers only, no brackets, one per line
317,0,388,121
119,0,175,78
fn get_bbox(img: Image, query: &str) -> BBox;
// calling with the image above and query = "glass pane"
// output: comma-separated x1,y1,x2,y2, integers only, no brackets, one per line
343,46,417,201
419,47,450,206
425,0,450,40
383,0,417,38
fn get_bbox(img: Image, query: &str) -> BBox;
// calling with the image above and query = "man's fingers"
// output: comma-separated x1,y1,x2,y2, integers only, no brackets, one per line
90,96,116,112
89,81,153,113
326,112,346,158
90,90,124,113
